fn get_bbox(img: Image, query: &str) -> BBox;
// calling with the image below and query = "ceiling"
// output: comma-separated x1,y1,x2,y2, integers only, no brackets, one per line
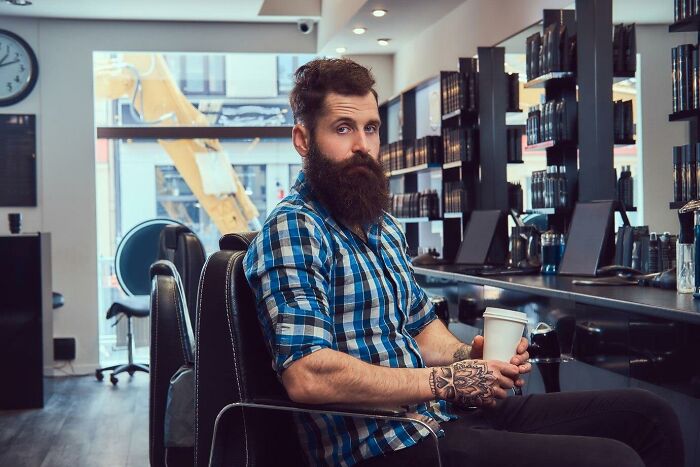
0,0,677,56
0,0,321,23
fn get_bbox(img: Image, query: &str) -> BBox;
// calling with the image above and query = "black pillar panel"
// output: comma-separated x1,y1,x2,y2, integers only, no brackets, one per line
576,0,615,201
477,47,508,210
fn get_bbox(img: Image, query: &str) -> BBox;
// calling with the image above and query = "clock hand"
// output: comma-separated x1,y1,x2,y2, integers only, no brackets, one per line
0,59,20,68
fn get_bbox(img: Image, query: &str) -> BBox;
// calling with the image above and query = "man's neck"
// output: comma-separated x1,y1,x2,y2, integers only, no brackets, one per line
349,224,368,243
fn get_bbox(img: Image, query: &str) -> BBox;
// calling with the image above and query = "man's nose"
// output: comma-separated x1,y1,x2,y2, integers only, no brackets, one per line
351,131,371,155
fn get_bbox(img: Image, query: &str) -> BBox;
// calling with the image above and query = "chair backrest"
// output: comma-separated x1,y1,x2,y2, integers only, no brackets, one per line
149,260,195,467
195,232,304,467
158,225,207,326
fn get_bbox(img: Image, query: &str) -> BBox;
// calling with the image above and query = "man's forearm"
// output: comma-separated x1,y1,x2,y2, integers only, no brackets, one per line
282,348,434,407
414,319,472,366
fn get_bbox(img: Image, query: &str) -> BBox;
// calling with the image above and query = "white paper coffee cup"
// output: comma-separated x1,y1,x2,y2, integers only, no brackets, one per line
482,307,528,363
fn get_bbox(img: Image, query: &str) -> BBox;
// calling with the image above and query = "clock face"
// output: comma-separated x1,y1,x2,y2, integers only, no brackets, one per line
0,30,38,106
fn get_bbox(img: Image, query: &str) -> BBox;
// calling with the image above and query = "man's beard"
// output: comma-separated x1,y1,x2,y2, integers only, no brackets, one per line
304,141,390,228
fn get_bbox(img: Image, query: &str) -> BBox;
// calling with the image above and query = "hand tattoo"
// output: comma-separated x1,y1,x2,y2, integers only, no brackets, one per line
429,360,497,407
452,344,472,362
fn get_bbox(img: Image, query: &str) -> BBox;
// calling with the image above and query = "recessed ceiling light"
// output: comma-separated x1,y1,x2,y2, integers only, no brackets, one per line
5,0,32,5
377,38,390,46
372,9,387,17
352,27,367,35
336,47,347,54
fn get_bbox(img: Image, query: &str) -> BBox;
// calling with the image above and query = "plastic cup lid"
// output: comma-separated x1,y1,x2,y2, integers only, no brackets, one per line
482,307,528,325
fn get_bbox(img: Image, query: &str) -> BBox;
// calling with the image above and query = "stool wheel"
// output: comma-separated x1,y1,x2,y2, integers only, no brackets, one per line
128,369,135,377
110,374,119,385
95,370,104,382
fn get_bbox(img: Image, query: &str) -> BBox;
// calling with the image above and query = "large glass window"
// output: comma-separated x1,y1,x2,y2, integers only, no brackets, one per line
94,51,314,366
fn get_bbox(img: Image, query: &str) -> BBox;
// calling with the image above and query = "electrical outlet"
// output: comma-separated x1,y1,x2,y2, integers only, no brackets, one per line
54,337,76,361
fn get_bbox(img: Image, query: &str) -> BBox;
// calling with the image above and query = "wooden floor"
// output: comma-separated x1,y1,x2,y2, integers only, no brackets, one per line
0,373,149,467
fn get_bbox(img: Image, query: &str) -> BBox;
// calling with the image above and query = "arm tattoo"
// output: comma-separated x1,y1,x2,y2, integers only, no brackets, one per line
429,360,497,407
452,343,472,362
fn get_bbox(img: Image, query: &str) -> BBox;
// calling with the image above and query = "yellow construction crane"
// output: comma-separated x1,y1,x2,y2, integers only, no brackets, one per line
94,53,259,234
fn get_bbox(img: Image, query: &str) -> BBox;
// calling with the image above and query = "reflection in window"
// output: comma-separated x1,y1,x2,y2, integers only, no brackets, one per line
234,164,267,225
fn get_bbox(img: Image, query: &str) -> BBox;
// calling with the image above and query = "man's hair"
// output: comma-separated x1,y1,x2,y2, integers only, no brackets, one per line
289,58,378,133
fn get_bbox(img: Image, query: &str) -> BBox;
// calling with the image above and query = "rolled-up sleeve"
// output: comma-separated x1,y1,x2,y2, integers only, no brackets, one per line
244,209,335,377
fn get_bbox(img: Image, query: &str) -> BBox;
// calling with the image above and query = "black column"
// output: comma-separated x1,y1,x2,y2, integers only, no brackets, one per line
576,0,615,201
477,47,509,210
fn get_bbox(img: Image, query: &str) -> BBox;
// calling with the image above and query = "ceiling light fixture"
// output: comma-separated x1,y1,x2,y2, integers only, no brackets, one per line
352,27,367,35
377,38,390,46
372,9,388,17
5,0,32,5
336,47,347,54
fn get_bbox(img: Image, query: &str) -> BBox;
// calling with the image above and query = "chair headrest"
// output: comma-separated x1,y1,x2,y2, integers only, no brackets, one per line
161,225,193,250
150,260,178,279
219,232,259,251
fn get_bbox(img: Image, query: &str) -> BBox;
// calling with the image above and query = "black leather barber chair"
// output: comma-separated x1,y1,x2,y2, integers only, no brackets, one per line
158,224,206,326
149,260,195,467
96,219,183,385
196,232,442,467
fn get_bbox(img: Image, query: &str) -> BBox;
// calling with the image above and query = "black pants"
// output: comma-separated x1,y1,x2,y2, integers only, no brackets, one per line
360,389,683,467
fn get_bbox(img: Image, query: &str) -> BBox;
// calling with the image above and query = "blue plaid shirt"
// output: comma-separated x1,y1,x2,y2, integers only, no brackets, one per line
244,171,456,466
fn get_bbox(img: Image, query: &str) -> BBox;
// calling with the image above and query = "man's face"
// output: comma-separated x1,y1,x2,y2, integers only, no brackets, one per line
293,92,389,228
311,92,381,163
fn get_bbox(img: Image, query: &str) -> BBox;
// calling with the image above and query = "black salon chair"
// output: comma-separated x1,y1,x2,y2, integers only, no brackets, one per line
149,226,206,467
195,232,442,467
158,224,206,326
149,260,195,467
96,218,183,385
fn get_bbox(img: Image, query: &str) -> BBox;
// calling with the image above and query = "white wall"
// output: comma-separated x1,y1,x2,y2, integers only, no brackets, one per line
393,0,571,92
0,16,315,373
344,53,394,103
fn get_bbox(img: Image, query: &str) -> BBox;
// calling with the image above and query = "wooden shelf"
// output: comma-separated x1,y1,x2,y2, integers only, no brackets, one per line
506,109,523,114
442,160,474,169
524,140,576,150
669,109,700,122
526,207,573,216
441,108,477,121
670,201,687,210
669,14,700,33
527,205,636,215
395,217,441,223
614,139,636,147
524,72,576,89
443,212,463,219
388,163,441,177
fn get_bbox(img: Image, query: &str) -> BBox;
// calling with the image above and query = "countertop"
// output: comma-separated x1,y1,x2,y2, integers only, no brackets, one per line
414,264,700,325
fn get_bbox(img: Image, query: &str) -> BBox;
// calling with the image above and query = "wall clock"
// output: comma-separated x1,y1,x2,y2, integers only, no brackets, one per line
0,29,38,107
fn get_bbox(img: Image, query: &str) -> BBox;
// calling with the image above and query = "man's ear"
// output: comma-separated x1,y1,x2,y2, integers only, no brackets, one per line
292,123,311,157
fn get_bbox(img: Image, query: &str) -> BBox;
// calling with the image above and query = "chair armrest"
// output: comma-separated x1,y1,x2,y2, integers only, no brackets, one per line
209,400,442,467
251,397,407,417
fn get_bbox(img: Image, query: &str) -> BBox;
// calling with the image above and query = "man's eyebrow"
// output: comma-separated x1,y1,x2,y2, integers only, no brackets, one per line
328,117,382,129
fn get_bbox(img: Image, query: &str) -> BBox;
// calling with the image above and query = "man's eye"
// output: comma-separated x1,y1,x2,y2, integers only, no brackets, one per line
365,125,377,133
337,126,351,134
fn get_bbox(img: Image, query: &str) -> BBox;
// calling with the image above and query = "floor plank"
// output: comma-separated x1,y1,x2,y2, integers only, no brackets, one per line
0,374,149,467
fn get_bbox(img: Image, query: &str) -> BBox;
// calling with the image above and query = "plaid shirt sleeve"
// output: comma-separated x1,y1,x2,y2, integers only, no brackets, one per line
244,209,335,377
388,215,436,337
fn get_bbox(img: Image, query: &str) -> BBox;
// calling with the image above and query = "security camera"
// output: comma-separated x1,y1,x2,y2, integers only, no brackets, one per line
297,19,314,34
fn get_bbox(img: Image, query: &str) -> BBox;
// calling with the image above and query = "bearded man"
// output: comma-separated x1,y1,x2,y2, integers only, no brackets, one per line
243,58,683,467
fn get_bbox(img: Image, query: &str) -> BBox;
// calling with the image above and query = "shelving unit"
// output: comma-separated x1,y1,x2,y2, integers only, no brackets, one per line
667,9,700,209
386,163,442,177
524,2,632,232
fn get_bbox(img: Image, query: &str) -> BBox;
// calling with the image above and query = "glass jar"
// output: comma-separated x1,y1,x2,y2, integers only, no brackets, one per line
541,231,565,275
677,240,695,294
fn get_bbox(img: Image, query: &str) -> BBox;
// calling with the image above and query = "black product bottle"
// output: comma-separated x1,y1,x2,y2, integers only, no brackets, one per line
674,146,682,202
649,232,659,274
558,166,568,207
626,166,634,209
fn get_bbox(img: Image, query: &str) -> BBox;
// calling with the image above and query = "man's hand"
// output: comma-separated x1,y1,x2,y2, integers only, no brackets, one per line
429,359,520,408
510,337,532,388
